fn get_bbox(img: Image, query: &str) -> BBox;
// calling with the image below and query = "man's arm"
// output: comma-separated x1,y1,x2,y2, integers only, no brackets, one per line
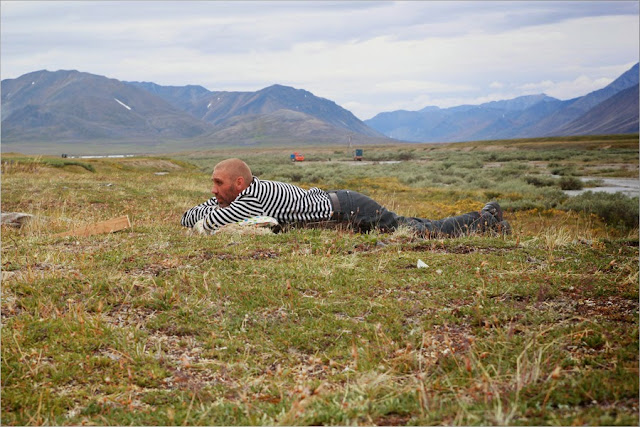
181,197,219,228
181,196,264,232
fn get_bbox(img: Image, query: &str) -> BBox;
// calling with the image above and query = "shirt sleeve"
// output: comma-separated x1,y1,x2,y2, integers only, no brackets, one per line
181,195,265,232
202,195,264,231
181,197,219,228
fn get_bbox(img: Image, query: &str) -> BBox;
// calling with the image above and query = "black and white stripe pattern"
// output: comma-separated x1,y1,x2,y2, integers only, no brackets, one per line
181,177,333,232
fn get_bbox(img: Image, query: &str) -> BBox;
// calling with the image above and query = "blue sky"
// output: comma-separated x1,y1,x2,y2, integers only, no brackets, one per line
1,1,638,119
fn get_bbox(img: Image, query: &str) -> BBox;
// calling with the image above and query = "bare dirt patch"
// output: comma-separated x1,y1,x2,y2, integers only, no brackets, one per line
121,159,184,170
101,304,158,329
374,412,412,425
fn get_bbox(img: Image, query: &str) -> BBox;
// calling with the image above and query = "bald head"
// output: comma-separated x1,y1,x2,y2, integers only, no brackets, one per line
211,158,253,207
214,158,252,183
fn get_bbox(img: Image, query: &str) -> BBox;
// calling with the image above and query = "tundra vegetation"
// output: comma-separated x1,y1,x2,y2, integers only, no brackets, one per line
1,135,638,425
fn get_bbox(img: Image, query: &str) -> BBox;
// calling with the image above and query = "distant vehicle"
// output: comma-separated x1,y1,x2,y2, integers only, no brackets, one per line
61,154,68,158
353,149,363,161
290,152,305,162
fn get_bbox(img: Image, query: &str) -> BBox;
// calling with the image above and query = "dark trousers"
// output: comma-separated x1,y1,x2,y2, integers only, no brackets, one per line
330,190,498,238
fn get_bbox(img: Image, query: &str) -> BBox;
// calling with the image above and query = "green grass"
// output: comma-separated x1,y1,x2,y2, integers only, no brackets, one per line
2,136,638,425
2,156,96,173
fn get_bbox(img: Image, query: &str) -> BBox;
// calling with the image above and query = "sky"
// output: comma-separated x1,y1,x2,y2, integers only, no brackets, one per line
1,1,638,120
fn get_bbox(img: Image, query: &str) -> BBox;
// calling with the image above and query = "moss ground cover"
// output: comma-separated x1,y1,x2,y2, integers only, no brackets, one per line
1,136,638,425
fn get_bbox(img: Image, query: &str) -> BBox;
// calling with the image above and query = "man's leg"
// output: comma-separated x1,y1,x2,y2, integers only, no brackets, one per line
332,190,409,232
333,190,438,235
411,202,510,237
333,191,509,237
427,213,487,237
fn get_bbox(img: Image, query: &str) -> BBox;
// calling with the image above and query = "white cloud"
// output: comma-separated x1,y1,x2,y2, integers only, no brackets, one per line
373,80,474,94
519,80,557,93
1,1,638,119
521,76,616,99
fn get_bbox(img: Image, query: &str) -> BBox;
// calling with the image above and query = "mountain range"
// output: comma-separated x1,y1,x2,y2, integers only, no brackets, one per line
1,71,390,153
1,63,638,153
365,63,639,142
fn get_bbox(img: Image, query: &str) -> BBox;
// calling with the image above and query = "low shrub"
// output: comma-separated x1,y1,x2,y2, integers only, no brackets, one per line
558,176,584,190
288,172,304,182
397,150,416,161
550,166,578,176
502,199,548,211
561,192,639,229
495,163,533,178
524,175,557,187
458,159,483,169
484,190,503,200
583,179,605,188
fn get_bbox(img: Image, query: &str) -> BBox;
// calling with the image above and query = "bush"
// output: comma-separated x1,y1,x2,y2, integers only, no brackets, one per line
550,166,578,176
502,199,548,211
458,159,483,169
288,173,304,182
561,192,639,229
397,151,416,161
524,175,557,187
583,179,605,188
558,176,584,190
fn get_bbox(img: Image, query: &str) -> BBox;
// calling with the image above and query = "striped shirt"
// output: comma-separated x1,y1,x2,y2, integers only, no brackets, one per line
181,177,333,232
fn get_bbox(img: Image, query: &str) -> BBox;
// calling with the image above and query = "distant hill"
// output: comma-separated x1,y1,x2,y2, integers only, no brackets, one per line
1,71,390,153
1,70,215,144
552,84,639,136
129,82,383,138
127,81,387,147
124,82,212,113
365,63,639,142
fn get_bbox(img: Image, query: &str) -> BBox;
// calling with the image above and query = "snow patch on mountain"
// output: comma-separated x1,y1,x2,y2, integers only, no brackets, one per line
114,98,132,110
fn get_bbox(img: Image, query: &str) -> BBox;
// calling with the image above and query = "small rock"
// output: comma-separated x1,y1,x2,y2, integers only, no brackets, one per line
1,212,34,228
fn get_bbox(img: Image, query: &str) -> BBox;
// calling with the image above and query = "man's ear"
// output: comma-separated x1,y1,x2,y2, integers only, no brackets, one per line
235,176,245,192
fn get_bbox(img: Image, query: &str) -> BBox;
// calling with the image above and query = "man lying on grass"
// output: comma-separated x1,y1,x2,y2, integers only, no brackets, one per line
181,158,511,237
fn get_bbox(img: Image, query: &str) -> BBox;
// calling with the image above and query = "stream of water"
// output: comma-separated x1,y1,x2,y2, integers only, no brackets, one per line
564,177,639,198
